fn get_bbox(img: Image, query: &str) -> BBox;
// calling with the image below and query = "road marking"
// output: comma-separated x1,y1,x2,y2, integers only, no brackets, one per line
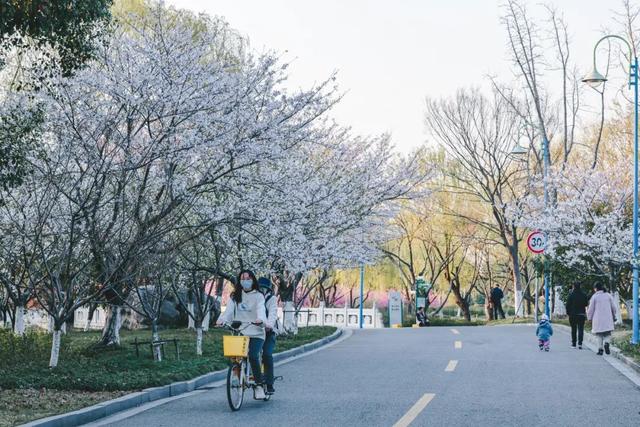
393,393,436,427
454,340,462,349
450,328,460,335
445,360,458,372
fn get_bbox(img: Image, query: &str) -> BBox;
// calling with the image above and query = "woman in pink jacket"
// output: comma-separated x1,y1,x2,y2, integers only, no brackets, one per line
587,282,617,355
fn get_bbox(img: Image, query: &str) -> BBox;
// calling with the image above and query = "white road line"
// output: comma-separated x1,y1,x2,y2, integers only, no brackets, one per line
450,328,460,335
392,393,436,427
454,340,462,349
445,360,458,372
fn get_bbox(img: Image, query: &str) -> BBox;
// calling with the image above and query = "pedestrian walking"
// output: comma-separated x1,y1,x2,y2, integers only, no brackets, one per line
536,314,553,351
490,284,505,319
565,283,589,349
258,276,279,395
587,282,617,355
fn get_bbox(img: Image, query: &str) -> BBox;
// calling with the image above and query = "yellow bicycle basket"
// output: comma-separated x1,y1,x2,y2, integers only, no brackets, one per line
223,335,250,357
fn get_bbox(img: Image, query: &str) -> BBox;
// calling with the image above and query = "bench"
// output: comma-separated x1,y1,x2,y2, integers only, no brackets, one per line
130,337,181,360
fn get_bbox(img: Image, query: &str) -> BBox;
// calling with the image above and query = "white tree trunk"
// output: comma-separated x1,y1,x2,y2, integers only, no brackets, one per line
84,309,93,332
152,322,162,362
202,311,210,332
14,305,25,336
100,305,122,346
514,290,524,317
613,292,623,325
49,329,62,368
196,326,203,356
114,308,121,343
283,301,298,335
553,286,566,317
187,303,195,330
48,315,54,333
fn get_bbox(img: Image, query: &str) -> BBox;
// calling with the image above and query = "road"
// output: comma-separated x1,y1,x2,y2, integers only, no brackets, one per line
91,325,640,427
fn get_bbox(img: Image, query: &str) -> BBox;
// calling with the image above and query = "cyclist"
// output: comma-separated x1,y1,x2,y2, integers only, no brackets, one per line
217,269,267,400
258,277,279,395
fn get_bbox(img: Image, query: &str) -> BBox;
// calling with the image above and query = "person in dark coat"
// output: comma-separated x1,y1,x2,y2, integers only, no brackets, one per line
490,285,505,319
565,283,589,349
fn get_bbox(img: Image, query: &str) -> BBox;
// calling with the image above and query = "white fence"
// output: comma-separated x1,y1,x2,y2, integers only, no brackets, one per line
221,303,383,329
282,304,383,329
72,303,384,331
74,306,107,330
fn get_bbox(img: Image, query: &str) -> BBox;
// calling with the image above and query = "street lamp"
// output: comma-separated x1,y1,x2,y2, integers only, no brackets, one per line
582,34,639,345
511,137,551,319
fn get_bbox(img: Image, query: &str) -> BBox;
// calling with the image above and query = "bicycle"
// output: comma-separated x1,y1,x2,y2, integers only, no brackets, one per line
222,321,271,411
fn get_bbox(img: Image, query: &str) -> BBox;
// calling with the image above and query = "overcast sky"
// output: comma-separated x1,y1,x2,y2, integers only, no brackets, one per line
166,0,626,153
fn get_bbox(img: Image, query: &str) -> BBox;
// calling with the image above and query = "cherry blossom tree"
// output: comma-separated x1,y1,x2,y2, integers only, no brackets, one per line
512,163,632,310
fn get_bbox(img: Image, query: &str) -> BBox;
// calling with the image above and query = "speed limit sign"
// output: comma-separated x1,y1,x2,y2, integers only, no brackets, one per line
527,230,546,254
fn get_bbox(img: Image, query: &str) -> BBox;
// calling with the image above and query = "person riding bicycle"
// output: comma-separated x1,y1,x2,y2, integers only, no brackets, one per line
217,270,267,400
258,277,279,395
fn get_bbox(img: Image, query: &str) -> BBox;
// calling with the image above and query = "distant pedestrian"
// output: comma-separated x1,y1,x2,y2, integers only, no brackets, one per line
536,314,553,351
587,282,617,355
565,283,589,349
416,306,429,327
490,285,505,319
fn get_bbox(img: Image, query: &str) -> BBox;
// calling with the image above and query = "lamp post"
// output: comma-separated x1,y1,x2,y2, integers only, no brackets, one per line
511,136,551,318
582,35,639,345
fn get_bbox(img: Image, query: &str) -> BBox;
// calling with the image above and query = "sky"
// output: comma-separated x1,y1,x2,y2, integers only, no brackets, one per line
166,0,627,153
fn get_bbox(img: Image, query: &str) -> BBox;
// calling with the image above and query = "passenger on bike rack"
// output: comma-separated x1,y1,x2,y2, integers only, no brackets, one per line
258,277,279,395
217,270,267,400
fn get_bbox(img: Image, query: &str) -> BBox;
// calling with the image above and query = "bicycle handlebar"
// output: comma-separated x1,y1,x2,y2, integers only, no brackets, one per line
219,321,265,332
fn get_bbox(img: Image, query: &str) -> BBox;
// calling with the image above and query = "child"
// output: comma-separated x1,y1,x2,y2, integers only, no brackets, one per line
536,314,553,351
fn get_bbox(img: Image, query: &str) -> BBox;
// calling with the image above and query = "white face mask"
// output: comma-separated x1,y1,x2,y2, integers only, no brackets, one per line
240,279,253,290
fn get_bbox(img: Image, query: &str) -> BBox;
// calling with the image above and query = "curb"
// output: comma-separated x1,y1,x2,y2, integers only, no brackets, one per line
21,328,344,427
555,324,640,376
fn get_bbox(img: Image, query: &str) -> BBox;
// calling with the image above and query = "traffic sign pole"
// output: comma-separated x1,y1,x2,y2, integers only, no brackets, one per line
526,231,549,318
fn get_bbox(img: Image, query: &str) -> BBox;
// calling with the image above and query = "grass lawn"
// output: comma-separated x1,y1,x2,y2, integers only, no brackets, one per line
0,326,336,426
0,389,126,427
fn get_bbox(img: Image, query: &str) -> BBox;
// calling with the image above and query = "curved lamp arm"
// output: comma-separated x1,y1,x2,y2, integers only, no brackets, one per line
592,34,634,70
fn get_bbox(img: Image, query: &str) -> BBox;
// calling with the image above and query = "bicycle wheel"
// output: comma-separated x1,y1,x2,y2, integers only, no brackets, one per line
226,361,244,411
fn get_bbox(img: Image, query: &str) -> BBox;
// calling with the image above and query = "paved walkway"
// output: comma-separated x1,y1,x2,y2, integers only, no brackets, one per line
89,325,640,427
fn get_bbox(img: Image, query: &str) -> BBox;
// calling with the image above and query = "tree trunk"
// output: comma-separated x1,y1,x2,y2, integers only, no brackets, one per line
451,282,471,322
49,328,62,368
152,320,162,362
187,303,195,330
14,304,25,336
509,242,523,317
485,298,493,321
84,304,97,332
196,325,203,356
99,305,122,346
282,300,298,335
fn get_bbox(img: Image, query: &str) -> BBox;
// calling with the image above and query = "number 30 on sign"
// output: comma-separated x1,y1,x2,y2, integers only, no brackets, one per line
526,230,546,254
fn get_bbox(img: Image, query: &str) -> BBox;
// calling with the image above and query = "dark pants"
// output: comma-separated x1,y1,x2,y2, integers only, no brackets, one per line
492,300,505,319
569,315,586,346
248,337,264,384
262,331,276,386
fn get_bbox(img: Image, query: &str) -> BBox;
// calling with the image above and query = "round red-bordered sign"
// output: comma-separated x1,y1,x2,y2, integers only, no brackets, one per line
527,230,546,254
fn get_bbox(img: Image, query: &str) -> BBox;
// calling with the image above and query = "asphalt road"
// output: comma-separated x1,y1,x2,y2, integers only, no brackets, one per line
92,325,640,427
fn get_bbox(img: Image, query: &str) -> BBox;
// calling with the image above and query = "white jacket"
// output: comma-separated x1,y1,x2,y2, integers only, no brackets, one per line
219,290,266,339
